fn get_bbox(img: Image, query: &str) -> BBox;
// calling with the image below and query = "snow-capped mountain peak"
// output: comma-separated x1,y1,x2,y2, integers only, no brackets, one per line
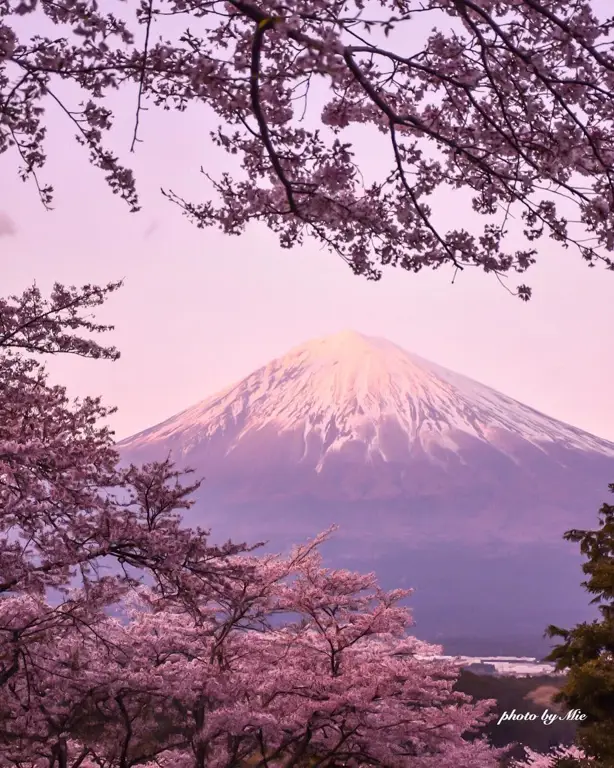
118,332,614,655
120,331,614,465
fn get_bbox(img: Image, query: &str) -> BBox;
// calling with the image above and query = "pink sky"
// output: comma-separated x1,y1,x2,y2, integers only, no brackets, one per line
3,10,614,444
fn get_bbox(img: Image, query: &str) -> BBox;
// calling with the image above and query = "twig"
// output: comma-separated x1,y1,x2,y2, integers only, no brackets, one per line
131,0,155,153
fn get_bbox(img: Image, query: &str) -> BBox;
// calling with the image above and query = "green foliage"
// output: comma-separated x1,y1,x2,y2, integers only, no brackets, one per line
545,483,614,768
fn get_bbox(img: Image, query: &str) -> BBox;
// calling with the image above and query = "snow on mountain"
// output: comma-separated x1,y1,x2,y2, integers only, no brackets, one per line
119,331,614,656
121,330,614,465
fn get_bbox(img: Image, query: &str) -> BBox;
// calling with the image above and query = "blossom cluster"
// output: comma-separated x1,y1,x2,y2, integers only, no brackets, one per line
0,282,504,766
2,1,614,296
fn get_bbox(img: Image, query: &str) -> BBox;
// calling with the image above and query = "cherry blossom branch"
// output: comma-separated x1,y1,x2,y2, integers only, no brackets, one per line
249,17,301,215
4,0,614,298
131,0,155,153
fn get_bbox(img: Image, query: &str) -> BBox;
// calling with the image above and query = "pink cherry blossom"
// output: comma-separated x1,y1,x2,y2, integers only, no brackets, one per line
0,282,505,765
3,1,614,297
512,745,593,767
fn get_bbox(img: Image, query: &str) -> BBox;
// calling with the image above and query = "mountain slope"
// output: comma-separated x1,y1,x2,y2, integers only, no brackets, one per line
119,331,614,655
123,330,614,468
121,330,614,532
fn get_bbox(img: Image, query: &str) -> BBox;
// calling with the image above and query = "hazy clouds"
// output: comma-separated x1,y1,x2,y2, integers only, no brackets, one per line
0,211,16,237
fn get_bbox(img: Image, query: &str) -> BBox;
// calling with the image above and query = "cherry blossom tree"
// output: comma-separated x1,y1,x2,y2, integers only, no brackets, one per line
3,0,614,297
0,282,255,762
1,549,504,768
512,746,593,767
0,282,505,765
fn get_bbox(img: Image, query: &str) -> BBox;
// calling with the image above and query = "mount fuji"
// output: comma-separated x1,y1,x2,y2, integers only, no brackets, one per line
119,331,614,656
